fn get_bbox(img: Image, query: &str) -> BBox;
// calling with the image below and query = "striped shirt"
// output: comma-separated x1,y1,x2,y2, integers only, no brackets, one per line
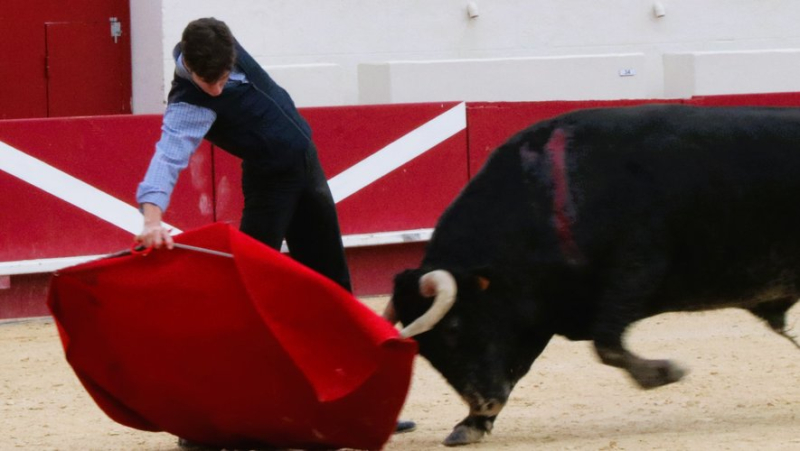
136,54,248,212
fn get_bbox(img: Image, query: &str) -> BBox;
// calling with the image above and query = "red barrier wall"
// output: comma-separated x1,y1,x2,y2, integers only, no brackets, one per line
215,103,467,234
0,0,131,119
2,94,800,318
465,94,800,177
213,102,467,295
0,102,466,315
0,115,213,261
466,99,684,175
689,92,800,107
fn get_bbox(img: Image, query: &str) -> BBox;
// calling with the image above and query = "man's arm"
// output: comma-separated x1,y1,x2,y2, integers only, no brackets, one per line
135,102,216,248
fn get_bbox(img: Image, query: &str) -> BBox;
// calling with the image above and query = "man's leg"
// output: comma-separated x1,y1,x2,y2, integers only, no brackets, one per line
285,149,415,433
244,148,413,433
283,148,352,291
239,161,304,250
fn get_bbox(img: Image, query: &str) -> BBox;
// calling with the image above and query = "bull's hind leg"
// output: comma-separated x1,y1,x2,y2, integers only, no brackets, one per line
748,298,800,350
592,250,687,389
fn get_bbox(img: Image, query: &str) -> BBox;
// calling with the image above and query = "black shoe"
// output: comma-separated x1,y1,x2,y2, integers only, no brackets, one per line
177,437,218,450
394,419,417,434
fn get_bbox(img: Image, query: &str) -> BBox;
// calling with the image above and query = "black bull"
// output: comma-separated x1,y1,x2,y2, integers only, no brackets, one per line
387,104,800,446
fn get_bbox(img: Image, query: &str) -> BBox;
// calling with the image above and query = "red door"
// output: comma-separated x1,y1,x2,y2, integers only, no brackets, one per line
45,21,132,117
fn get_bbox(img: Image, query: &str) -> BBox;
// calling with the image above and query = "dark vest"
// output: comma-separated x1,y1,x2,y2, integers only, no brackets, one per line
168,41,312,172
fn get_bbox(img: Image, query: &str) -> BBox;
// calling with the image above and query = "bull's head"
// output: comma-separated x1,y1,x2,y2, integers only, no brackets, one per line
388,268,552,446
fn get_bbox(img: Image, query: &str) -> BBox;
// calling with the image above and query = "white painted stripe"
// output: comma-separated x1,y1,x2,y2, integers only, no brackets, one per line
0,140,180,235
282,228,433,252
0,255,107,276
1,228,435,275
341,228,432,248
328,102,466,203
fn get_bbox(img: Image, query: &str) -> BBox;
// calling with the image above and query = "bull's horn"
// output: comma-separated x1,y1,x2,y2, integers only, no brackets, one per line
399,270,457,338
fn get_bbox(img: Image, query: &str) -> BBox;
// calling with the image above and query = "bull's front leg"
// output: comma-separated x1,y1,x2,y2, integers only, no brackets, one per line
444,413,498,446
442,331,552,445
444,390,508,446
595,343,687,389
593,248,687,388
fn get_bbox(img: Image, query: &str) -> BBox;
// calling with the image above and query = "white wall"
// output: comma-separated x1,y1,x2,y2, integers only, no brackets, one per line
130,0,165,114
664,50,800,98
359,54,649,104
130,0,800,113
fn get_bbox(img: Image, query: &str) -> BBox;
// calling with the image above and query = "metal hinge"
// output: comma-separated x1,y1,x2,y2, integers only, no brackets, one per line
110,17,122,43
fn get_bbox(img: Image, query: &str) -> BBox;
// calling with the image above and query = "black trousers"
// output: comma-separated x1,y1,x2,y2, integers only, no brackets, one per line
239,145,352,292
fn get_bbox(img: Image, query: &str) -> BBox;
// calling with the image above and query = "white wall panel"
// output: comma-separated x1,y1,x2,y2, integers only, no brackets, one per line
130,0,165,113
359,54,648,104
262,64,346,107
130,1,800,111
664,50,800,97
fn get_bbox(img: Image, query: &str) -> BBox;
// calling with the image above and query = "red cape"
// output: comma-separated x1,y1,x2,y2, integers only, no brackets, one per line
48,223,417,449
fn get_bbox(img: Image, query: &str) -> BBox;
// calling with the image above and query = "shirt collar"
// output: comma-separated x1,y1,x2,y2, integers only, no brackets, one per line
175,53,191,81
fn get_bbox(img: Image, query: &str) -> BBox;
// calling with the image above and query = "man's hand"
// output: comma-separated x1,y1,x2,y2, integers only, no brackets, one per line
136,203,174,249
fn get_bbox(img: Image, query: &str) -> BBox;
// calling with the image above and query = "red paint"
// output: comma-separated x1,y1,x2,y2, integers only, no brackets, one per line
0,115,213,261
466,99,685,175
6,93,800,318
346,243,426,296
215,102,468,235
689,92,800,107
45,21,132,116
545,129,582,263
0,274,52,319
0,0,131,119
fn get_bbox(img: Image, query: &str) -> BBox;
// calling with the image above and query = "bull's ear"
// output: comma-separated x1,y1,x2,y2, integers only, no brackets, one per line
470,267,494,291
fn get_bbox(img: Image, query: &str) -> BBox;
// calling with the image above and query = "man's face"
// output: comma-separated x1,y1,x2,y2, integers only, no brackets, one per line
190,71,230,97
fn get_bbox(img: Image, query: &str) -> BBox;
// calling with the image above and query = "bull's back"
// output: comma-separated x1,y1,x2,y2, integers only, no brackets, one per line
561,105,800,311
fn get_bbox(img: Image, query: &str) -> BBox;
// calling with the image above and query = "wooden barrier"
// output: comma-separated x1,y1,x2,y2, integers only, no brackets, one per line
2,95,799,318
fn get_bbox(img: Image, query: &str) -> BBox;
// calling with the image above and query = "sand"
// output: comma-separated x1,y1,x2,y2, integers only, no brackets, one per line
2,298,798,450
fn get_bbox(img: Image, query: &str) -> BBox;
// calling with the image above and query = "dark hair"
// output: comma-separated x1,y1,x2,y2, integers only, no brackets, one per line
180,18,236,82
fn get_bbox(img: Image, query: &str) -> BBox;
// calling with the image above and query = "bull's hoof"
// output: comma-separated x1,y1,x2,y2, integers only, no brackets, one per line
632,359,688,389
443,424,486,446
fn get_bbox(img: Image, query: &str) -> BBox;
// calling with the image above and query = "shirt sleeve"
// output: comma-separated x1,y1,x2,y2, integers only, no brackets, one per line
136,102,216,212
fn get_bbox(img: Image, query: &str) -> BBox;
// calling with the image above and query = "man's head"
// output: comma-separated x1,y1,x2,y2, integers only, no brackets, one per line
181,18,236,96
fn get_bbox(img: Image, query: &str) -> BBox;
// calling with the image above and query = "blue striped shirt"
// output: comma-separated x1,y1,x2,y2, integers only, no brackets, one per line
136,54,248,211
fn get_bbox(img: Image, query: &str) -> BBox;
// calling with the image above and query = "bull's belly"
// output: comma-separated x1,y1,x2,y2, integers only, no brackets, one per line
654,272,800,313
554,285,796,342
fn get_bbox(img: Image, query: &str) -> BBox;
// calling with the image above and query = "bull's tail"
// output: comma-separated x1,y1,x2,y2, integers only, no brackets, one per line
776,325,800,350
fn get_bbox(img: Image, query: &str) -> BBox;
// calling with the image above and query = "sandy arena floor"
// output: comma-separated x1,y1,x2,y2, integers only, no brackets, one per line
2,297,799,450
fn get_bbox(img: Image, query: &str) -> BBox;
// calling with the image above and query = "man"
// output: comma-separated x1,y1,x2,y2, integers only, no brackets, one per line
136,17,351,292
135,18,415,449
